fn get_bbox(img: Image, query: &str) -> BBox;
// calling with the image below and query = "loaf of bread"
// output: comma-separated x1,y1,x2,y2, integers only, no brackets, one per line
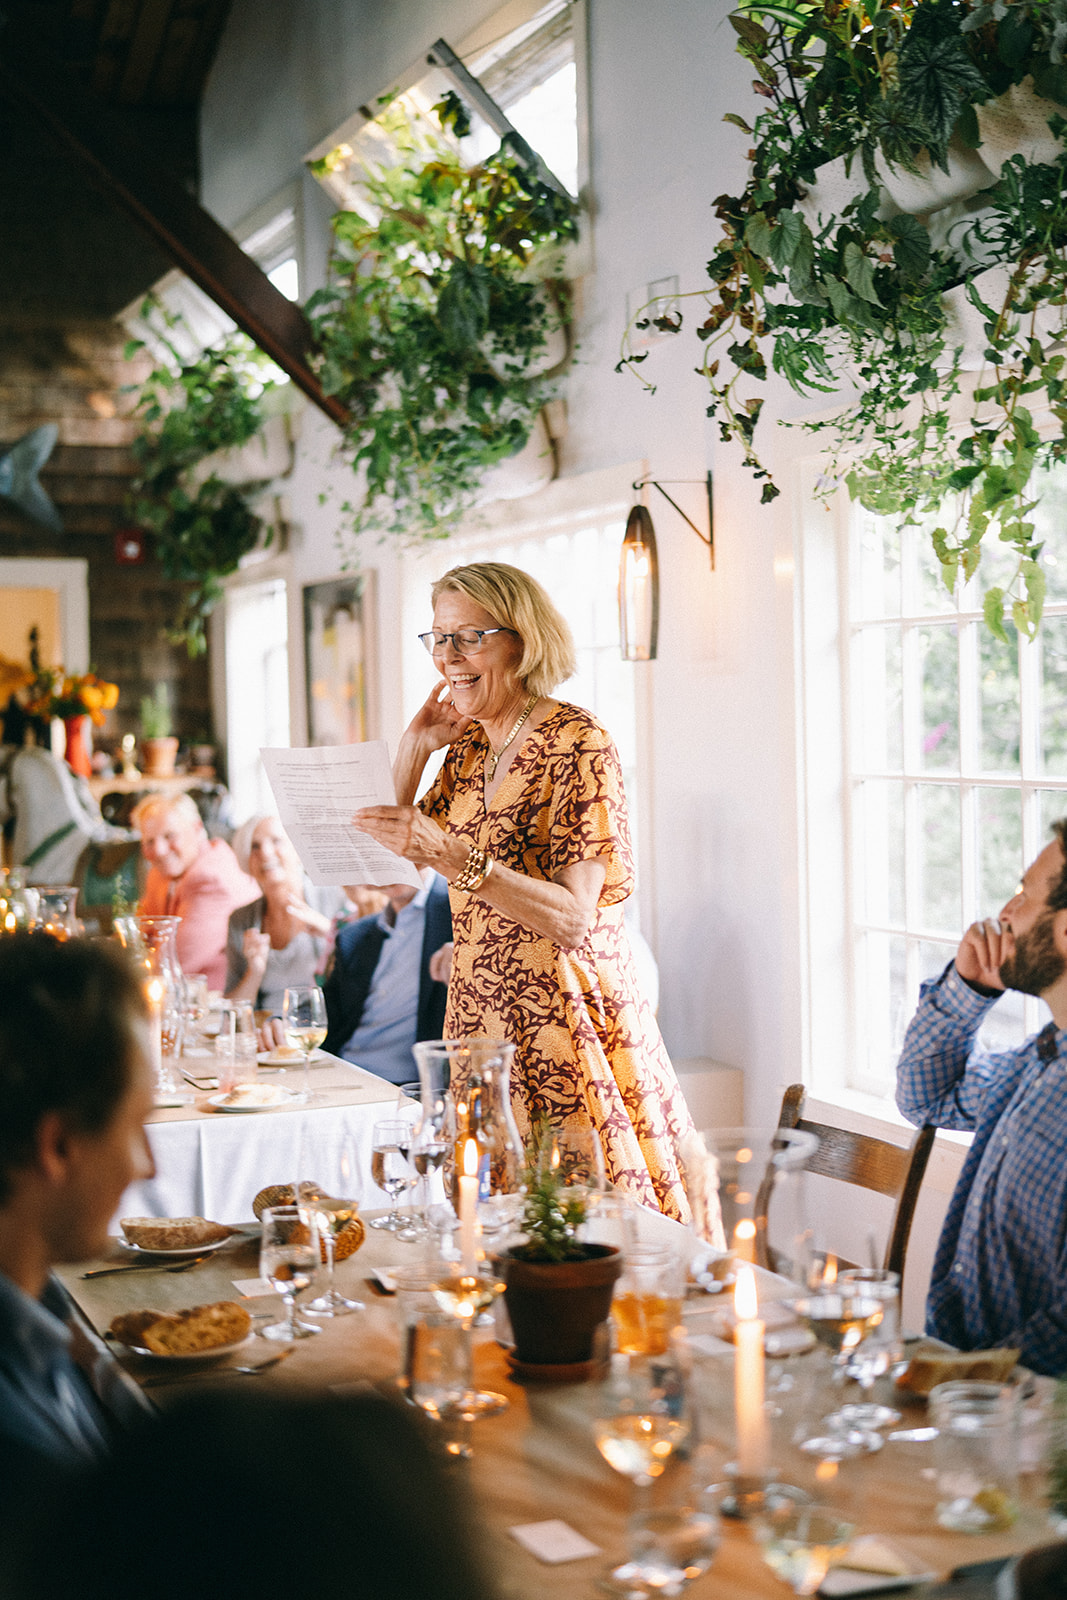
120,1216,230,1251
109,1301,251,1355
895,1341,1020,1395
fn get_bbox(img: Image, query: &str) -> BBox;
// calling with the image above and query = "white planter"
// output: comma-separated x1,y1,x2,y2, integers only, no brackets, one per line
475,409,555,506
796,154,884,231
874,140,993,216
939,264,1067,371
976,77,1067,175
484,285,570,380
190,413,293,488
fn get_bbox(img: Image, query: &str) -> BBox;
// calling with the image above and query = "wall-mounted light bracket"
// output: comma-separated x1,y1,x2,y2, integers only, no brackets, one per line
632,472,714,569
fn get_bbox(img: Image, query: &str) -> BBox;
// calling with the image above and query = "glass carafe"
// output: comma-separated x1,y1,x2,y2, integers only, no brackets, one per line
0,867,38,934
34,885,81,941
114,915,188,1098
417,1039,524,1246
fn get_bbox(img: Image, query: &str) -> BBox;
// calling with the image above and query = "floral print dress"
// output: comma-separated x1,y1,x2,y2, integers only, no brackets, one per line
419,702,697,1223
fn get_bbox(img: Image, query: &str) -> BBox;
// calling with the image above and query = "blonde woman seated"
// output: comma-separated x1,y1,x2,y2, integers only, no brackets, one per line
225,816,347,1014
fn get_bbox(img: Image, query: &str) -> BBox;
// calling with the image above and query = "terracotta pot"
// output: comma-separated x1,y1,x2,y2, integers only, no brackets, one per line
140,736,179,778
62,715,92,778
502,1244,622,1366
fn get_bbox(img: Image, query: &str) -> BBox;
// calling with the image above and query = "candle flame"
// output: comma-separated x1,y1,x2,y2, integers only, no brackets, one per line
822,1253,838,1286
734,1264,758,1320
735,1219,756,1241
145,977,165,1004
462,1137,479,1178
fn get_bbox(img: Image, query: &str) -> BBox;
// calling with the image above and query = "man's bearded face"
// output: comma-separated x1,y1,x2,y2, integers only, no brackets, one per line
1000,908,1066,995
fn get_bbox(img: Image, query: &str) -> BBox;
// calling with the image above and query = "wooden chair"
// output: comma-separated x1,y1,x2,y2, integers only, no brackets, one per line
755,1084,935,1288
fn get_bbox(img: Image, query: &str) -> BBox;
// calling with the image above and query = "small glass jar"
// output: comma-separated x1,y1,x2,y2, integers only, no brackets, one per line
931,1380,1020,1532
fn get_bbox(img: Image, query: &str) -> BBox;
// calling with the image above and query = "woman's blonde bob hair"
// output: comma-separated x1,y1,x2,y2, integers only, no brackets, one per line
430,563,576,697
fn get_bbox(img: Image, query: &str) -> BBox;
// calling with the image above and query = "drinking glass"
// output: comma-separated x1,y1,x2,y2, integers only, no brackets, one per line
259,1204,322,1342
594,1342,714,1596
215,1001,258,1094
786,1287,888,1458
298,1179,364,1317
428,1257,508,1418
828,1268,902,1432
281,985,326,1103
752,1498,855,1594
613,1246,687,1357
411,1091,452,1229
369,1119,419,1239
931,1381,1020,1532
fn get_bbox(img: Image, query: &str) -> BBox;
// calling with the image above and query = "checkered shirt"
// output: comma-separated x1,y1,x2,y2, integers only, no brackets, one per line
896,962,1067,1376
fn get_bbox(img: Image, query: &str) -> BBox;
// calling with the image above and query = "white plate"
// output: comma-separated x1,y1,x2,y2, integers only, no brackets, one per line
119,1234,233,1259
257,1048,326,1068
207,1089,295,1113
117,1332,255,1362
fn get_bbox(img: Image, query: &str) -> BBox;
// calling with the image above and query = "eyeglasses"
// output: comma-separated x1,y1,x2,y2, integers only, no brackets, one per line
417,628,516,655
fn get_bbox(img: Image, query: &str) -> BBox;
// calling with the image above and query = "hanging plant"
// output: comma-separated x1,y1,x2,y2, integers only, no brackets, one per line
305,90,578,545
618,0,1067,637
125,302,282,655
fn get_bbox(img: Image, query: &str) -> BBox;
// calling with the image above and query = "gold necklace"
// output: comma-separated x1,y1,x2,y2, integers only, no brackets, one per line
484,695,537,781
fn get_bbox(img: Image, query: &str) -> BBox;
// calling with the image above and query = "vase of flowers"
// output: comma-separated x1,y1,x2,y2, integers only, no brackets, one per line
22,665,119,777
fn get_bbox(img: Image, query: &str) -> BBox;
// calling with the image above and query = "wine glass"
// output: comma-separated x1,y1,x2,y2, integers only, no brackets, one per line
594,1344,716,1597
369,1119,419,1239
412,1093,451,1230
259,1204,322,1342
298,1182,364,1317
786,1290,887,1458
282,986,326,1103
824,1268,902,1433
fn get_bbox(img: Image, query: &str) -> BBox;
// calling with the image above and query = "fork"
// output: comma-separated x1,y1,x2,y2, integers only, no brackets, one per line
83,1255,211,1280
141,1348,294,1386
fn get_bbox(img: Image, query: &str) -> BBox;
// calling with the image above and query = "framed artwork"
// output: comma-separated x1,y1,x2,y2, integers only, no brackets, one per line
303,573,375,746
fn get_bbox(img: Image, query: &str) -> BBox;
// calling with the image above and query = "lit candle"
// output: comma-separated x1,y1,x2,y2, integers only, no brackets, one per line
458,1137,479,1274
145,976,164,1085
734,1264,769,1480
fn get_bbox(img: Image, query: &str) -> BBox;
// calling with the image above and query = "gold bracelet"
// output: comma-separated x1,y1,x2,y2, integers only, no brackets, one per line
452,845,493,894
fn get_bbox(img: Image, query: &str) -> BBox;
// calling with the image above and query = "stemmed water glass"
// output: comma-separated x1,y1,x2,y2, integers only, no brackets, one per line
282,986,326,1103
369,1119,419,1239
259,1204,321,1342
593,1342,719,1597
824,1268,902,1433
298,1184,364,1317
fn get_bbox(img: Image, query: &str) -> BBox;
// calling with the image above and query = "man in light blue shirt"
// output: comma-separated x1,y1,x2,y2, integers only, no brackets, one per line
0,934,156,1474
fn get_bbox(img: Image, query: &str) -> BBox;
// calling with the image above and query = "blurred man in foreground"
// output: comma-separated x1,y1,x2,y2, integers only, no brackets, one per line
0,934,156,1472
897,821,1067,1374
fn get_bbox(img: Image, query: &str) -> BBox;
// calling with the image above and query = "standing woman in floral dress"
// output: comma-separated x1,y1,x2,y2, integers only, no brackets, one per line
354,562,697,1224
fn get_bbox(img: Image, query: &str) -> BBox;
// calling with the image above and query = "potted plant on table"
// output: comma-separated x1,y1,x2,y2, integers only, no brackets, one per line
500,1119,622,1376
619,0,1067,638
139,684,178,778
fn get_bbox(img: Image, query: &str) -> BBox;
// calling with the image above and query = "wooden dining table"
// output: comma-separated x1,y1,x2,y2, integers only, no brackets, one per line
56,1217,1056,1600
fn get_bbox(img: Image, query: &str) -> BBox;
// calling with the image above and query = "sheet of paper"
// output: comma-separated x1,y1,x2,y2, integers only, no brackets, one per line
260,743,422,889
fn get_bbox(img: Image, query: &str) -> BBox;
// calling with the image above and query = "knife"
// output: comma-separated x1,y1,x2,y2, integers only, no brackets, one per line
81,1255,210,1279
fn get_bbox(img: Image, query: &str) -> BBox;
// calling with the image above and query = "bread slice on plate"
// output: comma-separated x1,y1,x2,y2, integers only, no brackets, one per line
120,1216,230,1251
895,1342,1020,1395
109,1301,251,1355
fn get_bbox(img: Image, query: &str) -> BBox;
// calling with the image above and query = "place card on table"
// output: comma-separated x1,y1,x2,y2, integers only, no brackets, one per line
232,1277,275,1297
509,1521,601,1564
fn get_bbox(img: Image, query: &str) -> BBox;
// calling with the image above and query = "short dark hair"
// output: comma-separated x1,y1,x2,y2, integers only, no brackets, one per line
1049,821,1067,913
0,934,147,1201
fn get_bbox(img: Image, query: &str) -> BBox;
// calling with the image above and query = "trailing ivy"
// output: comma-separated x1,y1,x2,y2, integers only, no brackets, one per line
305,94,577,545
618,0,1067,636
125,303,281,655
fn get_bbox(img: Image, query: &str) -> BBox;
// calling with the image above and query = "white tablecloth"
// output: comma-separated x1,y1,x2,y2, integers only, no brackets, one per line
115,1055,405,1225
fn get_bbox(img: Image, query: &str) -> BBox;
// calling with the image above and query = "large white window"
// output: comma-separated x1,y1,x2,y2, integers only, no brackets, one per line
802,466,1067,1103
224,578,290,820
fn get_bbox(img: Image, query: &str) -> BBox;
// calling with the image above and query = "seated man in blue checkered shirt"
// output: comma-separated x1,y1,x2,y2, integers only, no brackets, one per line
897,820,1067,1376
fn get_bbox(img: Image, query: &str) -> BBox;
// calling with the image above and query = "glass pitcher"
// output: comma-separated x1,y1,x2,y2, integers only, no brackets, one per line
114,914,188,1098
34,885,81,941
415,1038,524,1244
0,867,38,934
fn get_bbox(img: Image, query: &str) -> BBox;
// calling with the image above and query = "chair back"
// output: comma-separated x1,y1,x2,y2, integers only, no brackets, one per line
756,1084,934,1287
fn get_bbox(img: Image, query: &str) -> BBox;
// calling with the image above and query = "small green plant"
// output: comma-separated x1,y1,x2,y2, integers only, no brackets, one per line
305,90,577,547
510,1117,589,1263
125,300,282,655
140,684,173,739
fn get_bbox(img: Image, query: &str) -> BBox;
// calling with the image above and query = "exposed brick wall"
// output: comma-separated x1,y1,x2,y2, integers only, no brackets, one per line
0,314,212,749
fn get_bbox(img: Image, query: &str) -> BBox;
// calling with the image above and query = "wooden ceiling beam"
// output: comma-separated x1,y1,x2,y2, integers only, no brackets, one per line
0,21,347,428
118,0,176,104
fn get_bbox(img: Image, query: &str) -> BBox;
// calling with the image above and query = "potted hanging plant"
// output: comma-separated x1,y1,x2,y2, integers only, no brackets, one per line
305,90,577,547
125,302,284,656
499,1118,622,1375
618,0,1067,639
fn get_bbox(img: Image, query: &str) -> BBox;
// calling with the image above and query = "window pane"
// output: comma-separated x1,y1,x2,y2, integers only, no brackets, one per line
919,627,959,772
1028,463,1067,605
918,938,956,989
977,985,1028,1053
855,625,902,771
1040,616,1067,776
913,513,958,615
979,624,1020,773
854,930,906,1086
1039,788,1067,838
856,779,904,926
977,787,1021,915
919,783,961,932
854,514,901,620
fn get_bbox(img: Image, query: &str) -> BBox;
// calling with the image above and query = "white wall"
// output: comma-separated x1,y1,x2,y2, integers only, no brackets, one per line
197,1,861,1172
